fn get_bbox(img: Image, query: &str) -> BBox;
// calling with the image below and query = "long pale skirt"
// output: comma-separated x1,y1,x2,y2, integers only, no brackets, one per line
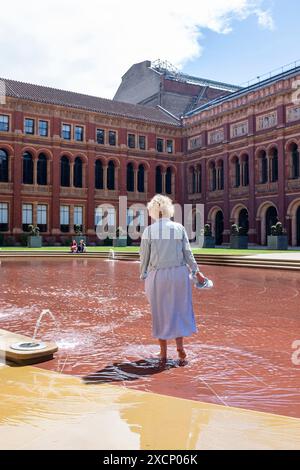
145,265,197,340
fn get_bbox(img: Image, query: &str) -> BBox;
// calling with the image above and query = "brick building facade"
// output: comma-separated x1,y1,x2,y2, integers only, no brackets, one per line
0,62,300,246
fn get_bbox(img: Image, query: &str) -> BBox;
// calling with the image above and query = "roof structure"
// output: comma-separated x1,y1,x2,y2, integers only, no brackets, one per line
185,64,300,117
1,77,180,126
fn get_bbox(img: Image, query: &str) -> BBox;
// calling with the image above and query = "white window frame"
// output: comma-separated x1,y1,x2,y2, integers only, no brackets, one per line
37,204,47,225
0,202,8,223
60,205,70,225
22,204,33,224
74,206,83,225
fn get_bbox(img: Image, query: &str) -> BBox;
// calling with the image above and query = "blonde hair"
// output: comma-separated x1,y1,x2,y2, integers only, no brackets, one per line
147,194,174,220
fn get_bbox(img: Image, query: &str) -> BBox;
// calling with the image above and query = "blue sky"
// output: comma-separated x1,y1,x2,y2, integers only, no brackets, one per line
0,0,299,97
184,1,300,86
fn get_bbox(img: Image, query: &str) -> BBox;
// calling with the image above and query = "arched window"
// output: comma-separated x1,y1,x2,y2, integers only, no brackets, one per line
291,144,299,179
155,167,162,193
61,156,70,187
23,151,33,184
242,155,249,186
166,167,172,194
266,206,278,239
239,208,249,234
74,157,83,188
270,148,278,182
209,162,217,191
260,150,268,184
127,163,134,192
215,210,224,245
0,149,9,182
191,168,196,194
234,158,240,187
37,154,47,185
138,164,145,193
197,166,202,193
217,161,224,190
107,161,115,190
95,160,103,189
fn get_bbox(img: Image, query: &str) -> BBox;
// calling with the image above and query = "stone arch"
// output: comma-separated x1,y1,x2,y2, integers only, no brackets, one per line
256,201,278,245
230,203,249,224
287,198,300,246
207,205,224,243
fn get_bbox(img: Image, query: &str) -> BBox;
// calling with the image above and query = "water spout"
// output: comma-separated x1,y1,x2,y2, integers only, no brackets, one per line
33,309,58,341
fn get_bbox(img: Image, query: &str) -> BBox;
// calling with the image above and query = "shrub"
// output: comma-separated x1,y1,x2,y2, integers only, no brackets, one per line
271,222,286,236
3,236,16,247
204,224,212,237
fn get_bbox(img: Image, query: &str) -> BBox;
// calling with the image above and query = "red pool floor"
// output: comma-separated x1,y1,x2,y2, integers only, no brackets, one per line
0,258,299,418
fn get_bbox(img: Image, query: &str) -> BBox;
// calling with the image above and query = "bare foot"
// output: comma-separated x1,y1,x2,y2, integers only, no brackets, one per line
177,348,187,361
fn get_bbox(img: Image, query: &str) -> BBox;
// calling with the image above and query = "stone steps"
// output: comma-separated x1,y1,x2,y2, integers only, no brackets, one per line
1,251,300,270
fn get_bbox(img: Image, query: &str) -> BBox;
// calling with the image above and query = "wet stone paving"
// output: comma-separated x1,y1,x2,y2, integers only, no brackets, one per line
0,258,299,418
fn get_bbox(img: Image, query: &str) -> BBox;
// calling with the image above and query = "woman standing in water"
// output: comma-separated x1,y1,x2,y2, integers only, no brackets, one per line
140,194,207,362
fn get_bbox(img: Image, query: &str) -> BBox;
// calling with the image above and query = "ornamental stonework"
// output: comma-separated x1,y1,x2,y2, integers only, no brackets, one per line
208,128,224,145
189,135,202,150
257,112,277,130
286,106,300,123
230,121,248,138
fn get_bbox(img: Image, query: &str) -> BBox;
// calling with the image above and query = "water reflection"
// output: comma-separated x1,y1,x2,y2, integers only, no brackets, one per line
0,258,299,418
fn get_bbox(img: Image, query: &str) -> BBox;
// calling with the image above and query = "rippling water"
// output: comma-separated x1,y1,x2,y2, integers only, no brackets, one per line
0,258,299,418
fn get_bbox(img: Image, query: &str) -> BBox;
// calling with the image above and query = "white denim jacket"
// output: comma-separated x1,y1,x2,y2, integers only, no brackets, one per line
139,218,199,279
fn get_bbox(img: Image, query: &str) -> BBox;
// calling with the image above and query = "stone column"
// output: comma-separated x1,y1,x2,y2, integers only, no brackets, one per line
87,153,95,235
12,144,23,234
33,158,38,186
51,149,61,235
223,154,230,243
162,171,166,194
70,161,74,187
103,165,108,190
248,146,256,244
277,139,286,225
134,168,138,194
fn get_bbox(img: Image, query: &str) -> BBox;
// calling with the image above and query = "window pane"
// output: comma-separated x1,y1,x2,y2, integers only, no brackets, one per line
74,206,83,225
128,134,135,148
109,131,116,146
39,120,48,137
0,115,9,132
62,124,71,140
0,203,8,223
95,207,103,226
167,140,173,154
156,139,164,152
37,205,47,224
127,208,134,226
139,135,146,150
108,208,115,226
96,129,105,144
75,126,84,142
60,206,69,225
22,204,33,224
25,119,35,135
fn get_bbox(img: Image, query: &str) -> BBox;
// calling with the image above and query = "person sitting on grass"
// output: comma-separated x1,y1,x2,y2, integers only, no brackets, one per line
70,240,77,253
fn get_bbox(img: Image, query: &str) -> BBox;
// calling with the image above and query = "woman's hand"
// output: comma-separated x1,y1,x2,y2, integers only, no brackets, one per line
196,271,206,284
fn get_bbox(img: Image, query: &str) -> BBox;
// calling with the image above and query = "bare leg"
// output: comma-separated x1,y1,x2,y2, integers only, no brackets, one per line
176,337,186,360
158,339,167,360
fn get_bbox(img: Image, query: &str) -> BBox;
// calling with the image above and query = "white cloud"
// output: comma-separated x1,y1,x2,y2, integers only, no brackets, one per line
0,0,274,98
255,9,275,30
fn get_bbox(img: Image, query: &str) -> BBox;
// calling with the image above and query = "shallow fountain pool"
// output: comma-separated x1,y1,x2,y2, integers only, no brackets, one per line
0,257,299,418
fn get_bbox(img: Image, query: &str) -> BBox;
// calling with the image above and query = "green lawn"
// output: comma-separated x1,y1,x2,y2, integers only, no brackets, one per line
0,246,299,256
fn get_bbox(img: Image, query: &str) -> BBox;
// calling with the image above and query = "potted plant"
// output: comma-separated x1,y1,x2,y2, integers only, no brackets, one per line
113,226,127,247
230,223,248,249
267,222,288,250
27,225,42,248
74,224,87,245
199,223,215,248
